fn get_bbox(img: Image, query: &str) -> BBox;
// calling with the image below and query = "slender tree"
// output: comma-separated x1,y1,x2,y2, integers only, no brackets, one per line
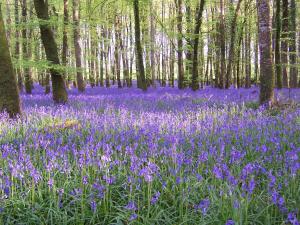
150,1,156,87
256,0,275,105
14,0,23,92
22,0,32,94
281,0,289,87
191,0,206,91
0,3,22,117
274,0,282,89
62,0,69,88
73,0,85,92
175,0,185,89
289,0,297,88
33,0,68,103
133,0,147,91
225,0,242,89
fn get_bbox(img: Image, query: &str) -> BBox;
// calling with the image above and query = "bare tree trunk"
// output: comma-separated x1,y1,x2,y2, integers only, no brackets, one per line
62,0,69,88
150,2,156,87
281,0,289,87
14,0,23,92
22,0,32,94
289,0,297,88
191,0,206,91
133,0,147,91
257,0,275,105
274,0,282,88
225,0,242,89
73,0,85,92
0,4,22,117
33,0,68,103
218,0,226,89
175,0,185,89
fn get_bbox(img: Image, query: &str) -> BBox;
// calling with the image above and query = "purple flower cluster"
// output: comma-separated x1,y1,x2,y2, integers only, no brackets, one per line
0,85,299,223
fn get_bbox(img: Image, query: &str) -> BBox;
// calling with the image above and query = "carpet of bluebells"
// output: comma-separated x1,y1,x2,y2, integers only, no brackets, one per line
0,85,299,225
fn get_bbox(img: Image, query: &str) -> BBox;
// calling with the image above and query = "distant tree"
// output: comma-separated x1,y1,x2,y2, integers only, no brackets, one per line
133,0,147,91
256,0,275,105
33,0,68,103
0,3,22,117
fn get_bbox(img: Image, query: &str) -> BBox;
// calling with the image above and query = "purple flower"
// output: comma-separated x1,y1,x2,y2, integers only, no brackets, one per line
129,213,138,221
288,212,299,225
151,191,161,205
195,198,210,215
125,201,137,211
48,178,54,189
90,200,97,212
82,176,88,185
225,219,235,225
213,165,223,179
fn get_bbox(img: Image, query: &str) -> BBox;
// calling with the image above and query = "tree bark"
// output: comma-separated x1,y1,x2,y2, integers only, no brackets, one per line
274,0,282,88
22,0,32,94
133,0,147,91
281,0,289,87
14,0,23,92
289,0,297,88
150,1,156,87
191,0,206,91
175,0,185,89
225,0,242,89
73,0,85,92
0,4,22,117
33,0,68,103
218,0,226,89
62,0,69,88
257,0,275,105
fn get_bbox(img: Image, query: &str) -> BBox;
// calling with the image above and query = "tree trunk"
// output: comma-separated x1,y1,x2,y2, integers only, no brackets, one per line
281,0,289,87
225,0,242,89
62,0,69,88
175,0,185,89
0,4,22,117
191,0,206,91
14,0,23,92
73,0,85,92
133,0,147,91
274,0,282,88
257,0,275,105
22,0,32,94
33,0,68,103
289,0,297,88
218,0,226,89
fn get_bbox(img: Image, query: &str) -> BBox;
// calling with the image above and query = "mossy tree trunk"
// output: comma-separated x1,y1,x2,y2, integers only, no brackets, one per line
0,4,22,118
33,0,68,103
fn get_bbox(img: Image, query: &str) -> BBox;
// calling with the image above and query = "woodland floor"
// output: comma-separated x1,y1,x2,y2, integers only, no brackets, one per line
0,85,299,225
